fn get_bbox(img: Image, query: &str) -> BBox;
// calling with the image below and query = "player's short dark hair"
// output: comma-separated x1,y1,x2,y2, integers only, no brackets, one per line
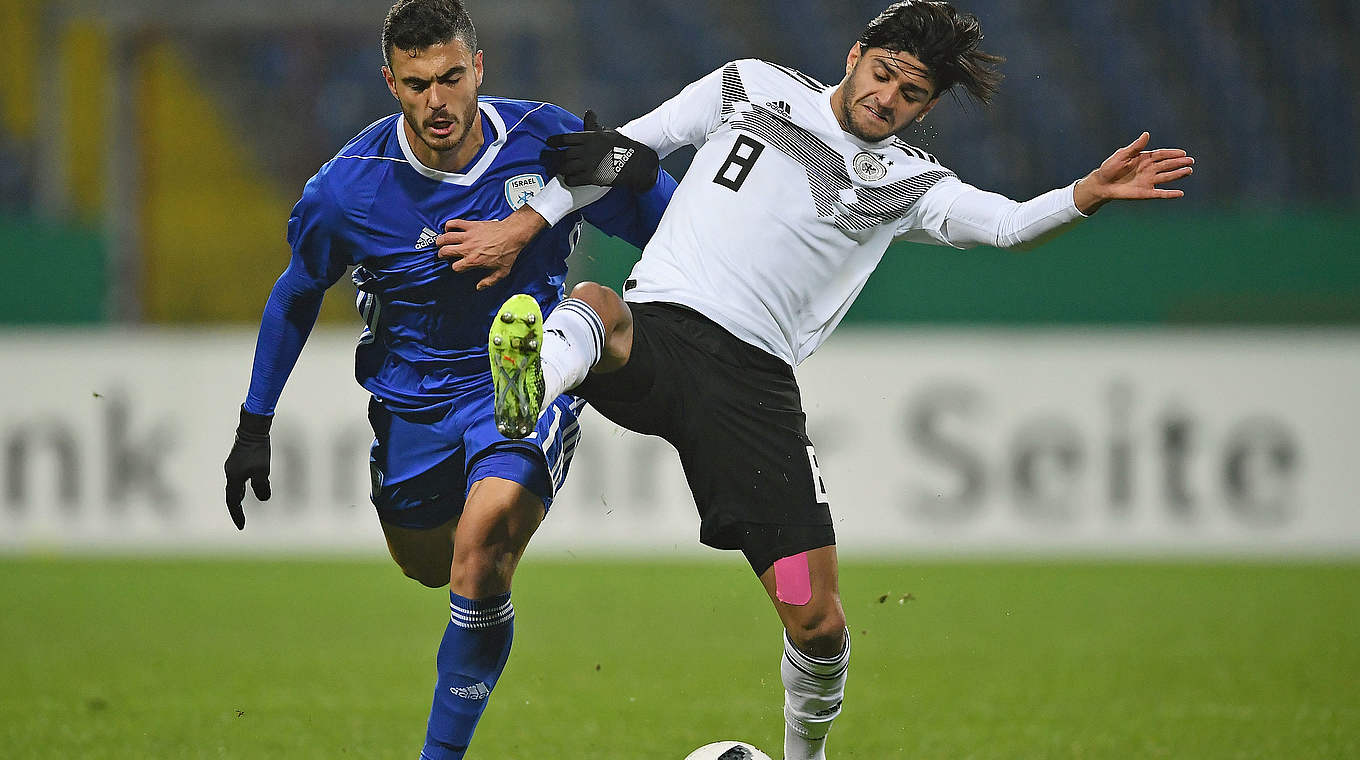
857,0,1004,103
381,0,478,68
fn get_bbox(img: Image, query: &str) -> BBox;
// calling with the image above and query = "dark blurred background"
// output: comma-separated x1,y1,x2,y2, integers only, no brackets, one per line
2,0,1357,327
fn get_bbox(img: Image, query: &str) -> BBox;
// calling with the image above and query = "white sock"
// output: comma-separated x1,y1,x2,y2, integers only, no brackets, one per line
540,297,605,402
781,629,849,760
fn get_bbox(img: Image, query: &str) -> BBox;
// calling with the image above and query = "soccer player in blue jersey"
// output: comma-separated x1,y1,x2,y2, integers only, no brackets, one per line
220,1,674,757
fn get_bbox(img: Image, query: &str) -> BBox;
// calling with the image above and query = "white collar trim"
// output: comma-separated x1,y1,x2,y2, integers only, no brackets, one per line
396,101,507,185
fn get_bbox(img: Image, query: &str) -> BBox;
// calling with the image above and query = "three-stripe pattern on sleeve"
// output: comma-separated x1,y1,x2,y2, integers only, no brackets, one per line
891,138,940,165
721,63,750,117
764,61,826,94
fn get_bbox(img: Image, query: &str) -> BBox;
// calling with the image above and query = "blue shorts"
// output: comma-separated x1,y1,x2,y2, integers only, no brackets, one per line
366,387,585,530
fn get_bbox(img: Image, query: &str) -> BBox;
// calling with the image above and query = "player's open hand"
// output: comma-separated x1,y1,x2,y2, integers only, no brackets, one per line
437,207,547,290
1074,132,1194,214
224,406,272,530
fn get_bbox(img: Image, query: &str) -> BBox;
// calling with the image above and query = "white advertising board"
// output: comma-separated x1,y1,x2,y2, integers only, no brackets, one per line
1,328,1357,557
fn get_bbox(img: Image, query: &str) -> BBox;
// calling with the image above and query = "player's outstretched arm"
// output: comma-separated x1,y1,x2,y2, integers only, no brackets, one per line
436,207,549,291
436,110,670,286
1073,132,1194,215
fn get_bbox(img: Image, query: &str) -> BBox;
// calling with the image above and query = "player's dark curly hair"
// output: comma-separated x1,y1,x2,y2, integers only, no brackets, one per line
858,0,1004,103
381,0,478,68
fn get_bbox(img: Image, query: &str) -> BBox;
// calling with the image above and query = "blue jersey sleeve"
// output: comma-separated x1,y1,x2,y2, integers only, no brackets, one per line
243,173,353,415
579,169,678,249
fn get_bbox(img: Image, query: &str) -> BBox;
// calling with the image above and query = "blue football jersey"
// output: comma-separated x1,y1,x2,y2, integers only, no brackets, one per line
245,97,675,414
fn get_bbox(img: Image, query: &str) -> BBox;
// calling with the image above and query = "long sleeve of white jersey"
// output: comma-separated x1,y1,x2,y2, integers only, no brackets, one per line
896,176,1089,250
615,65,728,158
525,180,607,227
526,65,731,225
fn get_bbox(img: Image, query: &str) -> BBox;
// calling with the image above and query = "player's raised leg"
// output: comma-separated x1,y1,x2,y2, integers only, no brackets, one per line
538,281,635,403
758,545,849,760
421,476,545,759
489,294,546,438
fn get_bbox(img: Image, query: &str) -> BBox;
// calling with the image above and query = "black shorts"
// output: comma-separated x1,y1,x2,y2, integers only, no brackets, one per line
575,301,835,574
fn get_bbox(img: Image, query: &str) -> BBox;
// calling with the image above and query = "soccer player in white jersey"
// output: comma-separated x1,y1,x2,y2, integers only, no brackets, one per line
443,2,1194,757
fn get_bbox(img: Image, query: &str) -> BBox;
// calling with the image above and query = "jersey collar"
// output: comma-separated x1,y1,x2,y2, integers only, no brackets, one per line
396,101,508,185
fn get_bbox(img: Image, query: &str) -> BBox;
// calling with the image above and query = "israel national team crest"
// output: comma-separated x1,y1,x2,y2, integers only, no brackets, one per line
504,173,545,210
852,151,887,182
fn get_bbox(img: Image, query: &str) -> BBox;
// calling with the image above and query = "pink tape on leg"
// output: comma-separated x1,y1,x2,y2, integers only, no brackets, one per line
773,551,812,606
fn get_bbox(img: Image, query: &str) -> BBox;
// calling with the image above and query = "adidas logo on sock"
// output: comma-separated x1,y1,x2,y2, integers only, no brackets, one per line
450,682,491,700
413,226,439,250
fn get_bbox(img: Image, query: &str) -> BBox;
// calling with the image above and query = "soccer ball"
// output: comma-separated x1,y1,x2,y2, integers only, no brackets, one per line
683,740,773,760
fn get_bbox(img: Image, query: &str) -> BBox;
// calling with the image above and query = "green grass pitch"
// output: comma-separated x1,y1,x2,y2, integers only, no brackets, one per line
2,556,1356,759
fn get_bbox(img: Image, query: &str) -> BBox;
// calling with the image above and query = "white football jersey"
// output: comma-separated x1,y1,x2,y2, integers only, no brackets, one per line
530,59,1086,366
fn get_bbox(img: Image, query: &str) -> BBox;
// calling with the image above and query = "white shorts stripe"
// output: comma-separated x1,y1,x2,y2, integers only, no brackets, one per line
534,395,585,499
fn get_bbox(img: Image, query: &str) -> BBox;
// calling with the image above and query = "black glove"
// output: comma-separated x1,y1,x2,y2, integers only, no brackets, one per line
541,109,660,192
224,405,272,530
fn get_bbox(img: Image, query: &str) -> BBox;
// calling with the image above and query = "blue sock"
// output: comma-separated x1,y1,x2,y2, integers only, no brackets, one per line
420,591,515,760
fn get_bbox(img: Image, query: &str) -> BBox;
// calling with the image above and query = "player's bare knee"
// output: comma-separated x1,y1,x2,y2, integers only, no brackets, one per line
568,281,611,309
449,517,529,593
449,542,518,595
787,609,848,658
454,480,542,595
569,281,632,369
382,538,451,587
568,282,627,330
397,556,451,588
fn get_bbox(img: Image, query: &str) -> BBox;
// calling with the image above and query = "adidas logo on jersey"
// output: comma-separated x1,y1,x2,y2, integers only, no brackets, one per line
450,682,491,700
413,226,439,250
610,146,634,173
764,100,791,117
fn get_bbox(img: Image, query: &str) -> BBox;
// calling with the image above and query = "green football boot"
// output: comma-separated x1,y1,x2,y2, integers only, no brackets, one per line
488,294,545,438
